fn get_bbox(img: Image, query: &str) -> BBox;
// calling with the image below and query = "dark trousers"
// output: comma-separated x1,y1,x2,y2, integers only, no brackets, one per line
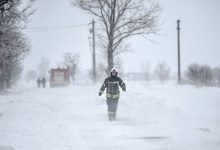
106,98,119,121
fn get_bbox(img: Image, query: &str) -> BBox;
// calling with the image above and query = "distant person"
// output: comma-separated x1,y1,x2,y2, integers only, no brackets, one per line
42,78,46,88
98,68,126,121
37,78,41,88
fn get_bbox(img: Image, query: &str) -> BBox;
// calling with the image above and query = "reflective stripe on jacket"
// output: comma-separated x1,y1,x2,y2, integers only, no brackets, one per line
99,76,126,99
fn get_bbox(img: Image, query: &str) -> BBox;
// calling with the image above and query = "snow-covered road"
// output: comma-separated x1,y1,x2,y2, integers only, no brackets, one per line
0,81,220,150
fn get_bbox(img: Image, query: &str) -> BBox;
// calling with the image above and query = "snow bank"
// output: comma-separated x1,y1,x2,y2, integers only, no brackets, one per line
0,81,220,150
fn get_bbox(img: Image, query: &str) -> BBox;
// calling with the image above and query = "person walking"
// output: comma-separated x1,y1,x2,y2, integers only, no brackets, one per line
42,78,46,88
98,68,126,121
37,78,41,88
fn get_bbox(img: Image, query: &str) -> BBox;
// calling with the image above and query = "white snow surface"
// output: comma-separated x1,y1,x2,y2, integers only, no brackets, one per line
0,81,220,150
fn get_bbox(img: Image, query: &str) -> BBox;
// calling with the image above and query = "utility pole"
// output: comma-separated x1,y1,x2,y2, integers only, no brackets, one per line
91,19,96,82
177,19,181,83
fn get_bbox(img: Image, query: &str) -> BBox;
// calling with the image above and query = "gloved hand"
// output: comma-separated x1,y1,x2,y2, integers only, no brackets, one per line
98,92,102,96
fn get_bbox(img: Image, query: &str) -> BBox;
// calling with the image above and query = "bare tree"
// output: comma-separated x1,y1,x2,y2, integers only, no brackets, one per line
62,52,80,83
213,67,220,86
37,57,50,79
0,0,34,92
199,65,213,86
72,0,161,73
185,63,200,85
154,61,170,83
186,63,214,86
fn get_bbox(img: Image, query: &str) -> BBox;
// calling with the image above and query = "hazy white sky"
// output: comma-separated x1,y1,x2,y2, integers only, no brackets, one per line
23,0,220,74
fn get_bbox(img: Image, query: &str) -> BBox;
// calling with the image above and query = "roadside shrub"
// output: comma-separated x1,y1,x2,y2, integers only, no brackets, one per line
213,67,220,86
186,63,214,86
154,61,170,83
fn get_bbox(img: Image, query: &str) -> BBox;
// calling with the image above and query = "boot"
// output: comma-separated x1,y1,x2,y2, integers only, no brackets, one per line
108,112,113,121
112,112,116,121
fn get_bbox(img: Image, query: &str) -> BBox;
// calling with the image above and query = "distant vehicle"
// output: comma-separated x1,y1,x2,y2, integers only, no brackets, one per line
49,68,70,87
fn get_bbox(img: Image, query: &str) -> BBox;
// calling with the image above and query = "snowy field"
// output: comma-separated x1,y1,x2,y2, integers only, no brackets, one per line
0,80,220,150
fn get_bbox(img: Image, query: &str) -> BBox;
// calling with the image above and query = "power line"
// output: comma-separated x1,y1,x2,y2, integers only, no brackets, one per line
19,23,89,30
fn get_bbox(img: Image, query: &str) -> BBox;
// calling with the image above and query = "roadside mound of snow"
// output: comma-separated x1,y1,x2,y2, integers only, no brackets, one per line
0,80,220,150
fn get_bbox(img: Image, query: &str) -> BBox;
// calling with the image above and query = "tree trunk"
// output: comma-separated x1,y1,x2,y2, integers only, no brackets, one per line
0,74,3,92
0,63,5,92
107,40,114,75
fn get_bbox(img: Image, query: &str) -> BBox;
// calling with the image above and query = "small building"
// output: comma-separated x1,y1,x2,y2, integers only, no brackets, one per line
49,68,70,87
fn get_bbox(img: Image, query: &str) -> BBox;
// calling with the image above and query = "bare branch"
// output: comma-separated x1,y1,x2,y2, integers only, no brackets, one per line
72,0,161,73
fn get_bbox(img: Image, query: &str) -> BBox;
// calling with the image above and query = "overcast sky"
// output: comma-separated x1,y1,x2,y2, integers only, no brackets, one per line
23,0,220,74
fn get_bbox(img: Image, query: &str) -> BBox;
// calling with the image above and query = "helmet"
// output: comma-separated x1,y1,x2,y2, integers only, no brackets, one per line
111,67,117,73
111,67,118,77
